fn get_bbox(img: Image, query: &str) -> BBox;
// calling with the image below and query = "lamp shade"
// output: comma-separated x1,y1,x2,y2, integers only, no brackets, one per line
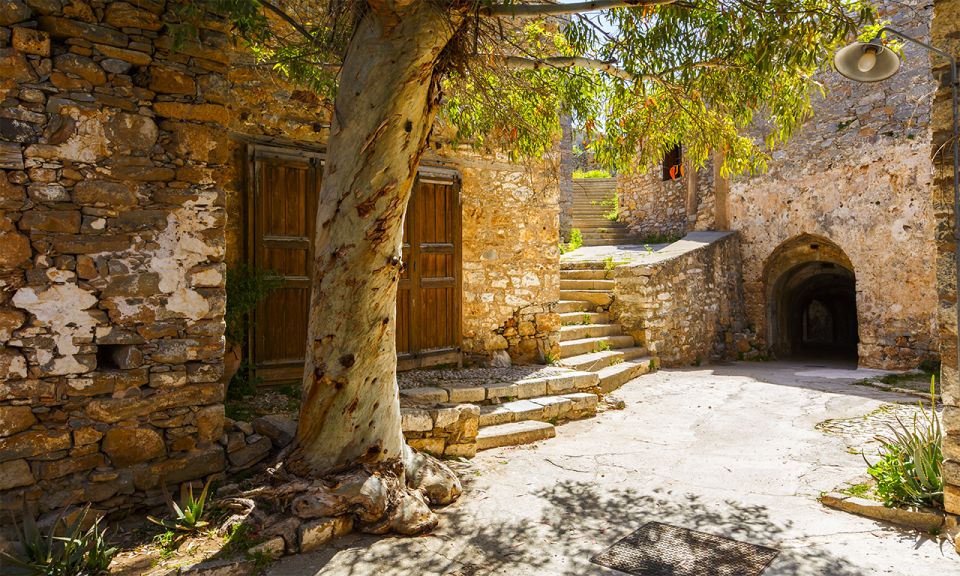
834,41,901,82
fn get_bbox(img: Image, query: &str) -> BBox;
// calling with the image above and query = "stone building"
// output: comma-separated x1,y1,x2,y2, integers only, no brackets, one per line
614,0,940,371
0,0,562,517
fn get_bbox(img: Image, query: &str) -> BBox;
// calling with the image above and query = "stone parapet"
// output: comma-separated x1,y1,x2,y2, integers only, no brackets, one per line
610,232,746,366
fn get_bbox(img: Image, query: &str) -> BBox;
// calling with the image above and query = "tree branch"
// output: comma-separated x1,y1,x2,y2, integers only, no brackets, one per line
480,0,675,17
500,55,643,82
260,0,316,43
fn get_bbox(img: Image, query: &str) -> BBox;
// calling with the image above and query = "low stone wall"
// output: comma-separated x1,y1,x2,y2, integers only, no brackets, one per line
401,404,480,459
610,232,747,366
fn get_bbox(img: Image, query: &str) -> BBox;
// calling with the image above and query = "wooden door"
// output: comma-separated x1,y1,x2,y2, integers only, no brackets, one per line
396,173,462,370
247,147,460,384
248,147,321,385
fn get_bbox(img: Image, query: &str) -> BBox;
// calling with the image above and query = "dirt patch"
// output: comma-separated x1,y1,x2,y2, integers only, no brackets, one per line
397,365,571,390
225,386,300,422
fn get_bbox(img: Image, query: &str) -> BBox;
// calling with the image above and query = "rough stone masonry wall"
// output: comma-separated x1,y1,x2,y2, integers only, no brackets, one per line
0,0,230,519
931,0,960,517
610,232,746,366
616,157,716,240
728,0,939,369
437,145,562,364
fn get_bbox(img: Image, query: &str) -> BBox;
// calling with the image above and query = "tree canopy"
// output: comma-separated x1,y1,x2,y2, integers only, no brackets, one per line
197,0,875,176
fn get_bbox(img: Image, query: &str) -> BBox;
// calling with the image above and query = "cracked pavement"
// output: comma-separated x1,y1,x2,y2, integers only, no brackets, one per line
268,361,959,575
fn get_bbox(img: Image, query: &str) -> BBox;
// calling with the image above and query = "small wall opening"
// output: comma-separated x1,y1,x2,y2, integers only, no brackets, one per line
764,235,859,362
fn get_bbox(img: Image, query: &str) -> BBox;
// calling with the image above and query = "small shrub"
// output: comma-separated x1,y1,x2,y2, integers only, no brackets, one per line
580,313,592,325
559,228,583,254
1,505,117,576
544,351,560,365
225,263,283,345
594,340,611,352
602,196,619,222
572,169,611,179
148,479,213,537
227,360,263,401
865,376,943,508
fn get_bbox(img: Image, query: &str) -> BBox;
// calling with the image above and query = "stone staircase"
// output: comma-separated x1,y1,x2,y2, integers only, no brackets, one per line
557,265,657,392
399,264,658,454
571,178,637,246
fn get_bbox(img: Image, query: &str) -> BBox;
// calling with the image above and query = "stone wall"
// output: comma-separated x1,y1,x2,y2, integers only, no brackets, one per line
0,0,230,519
439,146,562,364
616,156,716,240
0,0,562,520
931,0,960,517
728,0,938,369
610,232,746,366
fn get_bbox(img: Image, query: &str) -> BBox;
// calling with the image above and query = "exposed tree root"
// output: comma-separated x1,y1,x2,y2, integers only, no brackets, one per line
217,446,462,553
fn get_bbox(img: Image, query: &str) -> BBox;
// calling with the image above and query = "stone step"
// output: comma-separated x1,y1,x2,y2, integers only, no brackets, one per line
479,392,598,427
559,311,610,325
581,238,638,247
559,335,636,358
558,290,613,307
580,226,633,232
476,420,556,451
559,278,616,291
560,269,609,280
555,299,597,313
560,323,622,342
596,358,656,393
399,369,599,405
580,227,632,239
558,346,650,371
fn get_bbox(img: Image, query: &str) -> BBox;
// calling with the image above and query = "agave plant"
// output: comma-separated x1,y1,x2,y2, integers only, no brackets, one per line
0,505,116,576
865,375,943,508
148,479,212,534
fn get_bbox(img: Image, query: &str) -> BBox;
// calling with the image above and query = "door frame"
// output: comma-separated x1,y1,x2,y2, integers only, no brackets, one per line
397,167,463,371
242,143,463,379
244,144,323,385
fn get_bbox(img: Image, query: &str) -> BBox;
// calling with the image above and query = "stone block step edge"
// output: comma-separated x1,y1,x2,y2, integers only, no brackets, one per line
478,392,599,427
398,369,600,406
475,420,557,451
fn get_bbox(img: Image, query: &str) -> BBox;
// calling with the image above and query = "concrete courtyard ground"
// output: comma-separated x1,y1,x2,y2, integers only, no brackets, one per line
268,361,959,575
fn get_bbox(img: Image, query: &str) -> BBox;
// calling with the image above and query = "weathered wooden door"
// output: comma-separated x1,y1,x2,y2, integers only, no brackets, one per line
248,146,321,385
247,147,461,384
396,171,462,370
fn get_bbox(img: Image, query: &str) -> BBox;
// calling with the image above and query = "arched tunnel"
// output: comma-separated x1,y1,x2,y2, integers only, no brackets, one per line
765,237,859,362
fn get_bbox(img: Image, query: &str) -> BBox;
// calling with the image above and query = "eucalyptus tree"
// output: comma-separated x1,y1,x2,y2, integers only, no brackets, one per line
205,0,873,535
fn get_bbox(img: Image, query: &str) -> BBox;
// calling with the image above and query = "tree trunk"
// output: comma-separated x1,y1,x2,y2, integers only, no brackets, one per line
285,2,464,533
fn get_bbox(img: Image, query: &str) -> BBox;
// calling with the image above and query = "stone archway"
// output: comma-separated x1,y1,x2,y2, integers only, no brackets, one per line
764,235,859,361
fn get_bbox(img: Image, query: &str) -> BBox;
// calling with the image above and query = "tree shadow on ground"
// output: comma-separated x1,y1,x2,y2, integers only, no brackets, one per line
270,478,907,576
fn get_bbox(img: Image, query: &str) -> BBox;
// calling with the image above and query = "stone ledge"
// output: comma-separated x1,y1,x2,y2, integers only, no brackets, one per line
819,492,949,533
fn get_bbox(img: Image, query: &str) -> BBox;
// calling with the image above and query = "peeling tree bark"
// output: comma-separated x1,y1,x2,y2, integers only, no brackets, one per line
284,2,464,534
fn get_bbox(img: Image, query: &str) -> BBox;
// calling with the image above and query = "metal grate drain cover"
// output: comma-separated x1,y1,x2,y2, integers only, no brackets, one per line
591,521,779,576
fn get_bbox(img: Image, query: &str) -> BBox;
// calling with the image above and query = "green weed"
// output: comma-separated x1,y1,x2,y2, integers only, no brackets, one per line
865,376,943,508
573,169,611,179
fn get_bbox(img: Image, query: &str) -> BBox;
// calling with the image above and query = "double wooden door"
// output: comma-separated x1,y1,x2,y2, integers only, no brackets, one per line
247,146,461,385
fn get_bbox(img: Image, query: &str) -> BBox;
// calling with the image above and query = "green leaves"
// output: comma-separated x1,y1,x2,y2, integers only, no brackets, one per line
210,0,875,177
0,506,117,576
148,479,213,535
865,376,943,509
225,263,283,345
